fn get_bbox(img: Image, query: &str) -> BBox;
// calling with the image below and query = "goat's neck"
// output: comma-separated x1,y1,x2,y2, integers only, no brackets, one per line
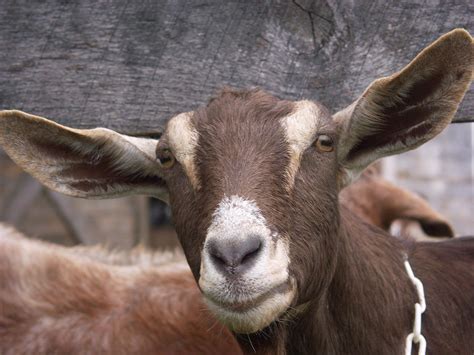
240,207,417,354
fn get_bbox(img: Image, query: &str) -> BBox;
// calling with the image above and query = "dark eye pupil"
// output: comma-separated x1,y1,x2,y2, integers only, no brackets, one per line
319,136,332,146
160,156,172,164
156,149,174,167
315,135,334,152
320,137,332,146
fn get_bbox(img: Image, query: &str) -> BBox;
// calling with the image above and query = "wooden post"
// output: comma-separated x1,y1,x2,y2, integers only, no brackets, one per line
0,1,471,134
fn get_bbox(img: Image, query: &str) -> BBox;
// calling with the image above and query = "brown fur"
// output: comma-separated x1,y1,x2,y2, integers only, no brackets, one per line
341,165,454,239
161,86,473,354
158,88,297,277
0,168,450,354
275,209,473,355
0,225,242,355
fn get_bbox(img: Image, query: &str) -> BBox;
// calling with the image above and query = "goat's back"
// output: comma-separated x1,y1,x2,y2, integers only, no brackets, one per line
0,225,241,355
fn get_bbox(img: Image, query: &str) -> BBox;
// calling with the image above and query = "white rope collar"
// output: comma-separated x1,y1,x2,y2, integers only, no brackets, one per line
404,257,427,355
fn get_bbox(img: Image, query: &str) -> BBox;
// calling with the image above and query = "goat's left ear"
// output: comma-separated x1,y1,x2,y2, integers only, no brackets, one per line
335,29,473,185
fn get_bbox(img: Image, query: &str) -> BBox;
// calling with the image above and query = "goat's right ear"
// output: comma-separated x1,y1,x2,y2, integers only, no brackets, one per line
335,29,473,185
0,110,168,202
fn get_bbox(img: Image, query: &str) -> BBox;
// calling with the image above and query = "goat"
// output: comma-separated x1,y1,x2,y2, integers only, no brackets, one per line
0,165,452,354
341,165,454,240
0,167,451,355
0,223,242,355
0,29,473,354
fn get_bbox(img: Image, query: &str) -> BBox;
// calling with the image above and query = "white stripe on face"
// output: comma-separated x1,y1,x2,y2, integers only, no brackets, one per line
166,112,200,189
281,100,323,190
199,195,295,333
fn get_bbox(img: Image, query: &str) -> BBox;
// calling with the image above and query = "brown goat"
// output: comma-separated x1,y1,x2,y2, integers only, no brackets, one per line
0,29,473,354
0,224,242,355
0,167,450,354
341,165,454,239
0,165,451,354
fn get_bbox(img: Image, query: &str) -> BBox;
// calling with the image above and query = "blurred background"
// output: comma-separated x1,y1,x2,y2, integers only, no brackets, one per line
0,0,472,250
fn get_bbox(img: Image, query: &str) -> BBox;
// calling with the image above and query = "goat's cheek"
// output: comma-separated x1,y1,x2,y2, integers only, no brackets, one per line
288,240,322,303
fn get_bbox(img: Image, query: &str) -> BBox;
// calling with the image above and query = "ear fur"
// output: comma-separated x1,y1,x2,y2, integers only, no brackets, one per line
335,29,473,184
0,110,168,201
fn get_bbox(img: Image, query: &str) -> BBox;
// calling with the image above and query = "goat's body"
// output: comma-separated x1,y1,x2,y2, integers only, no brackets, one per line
408,237,474,353
0,175,454,355
241,208,474,354
0,225,241,355
1,220,471,355
340,165,454,239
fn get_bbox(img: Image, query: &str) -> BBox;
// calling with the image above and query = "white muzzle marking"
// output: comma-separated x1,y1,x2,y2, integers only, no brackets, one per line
199,195,295,333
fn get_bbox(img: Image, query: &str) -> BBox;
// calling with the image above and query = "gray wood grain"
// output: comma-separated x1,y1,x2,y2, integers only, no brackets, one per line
0,0,472,134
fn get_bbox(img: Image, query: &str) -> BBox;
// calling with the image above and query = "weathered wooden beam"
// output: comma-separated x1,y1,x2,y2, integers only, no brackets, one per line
0,0,472,134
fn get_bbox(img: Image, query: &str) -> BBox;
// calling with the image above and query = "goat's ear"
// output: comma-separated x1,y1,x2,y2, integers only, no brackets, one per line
0,110,168,201
335,29,473,185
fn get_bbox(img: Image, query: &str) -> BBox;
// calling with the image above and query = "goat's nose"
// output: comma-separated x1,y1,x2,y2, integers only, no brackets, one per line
208,235,263,276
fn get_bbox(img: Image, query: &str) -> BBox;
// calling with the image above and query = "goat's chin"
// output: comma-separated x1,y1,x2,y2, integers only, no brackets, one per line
203,284,296,334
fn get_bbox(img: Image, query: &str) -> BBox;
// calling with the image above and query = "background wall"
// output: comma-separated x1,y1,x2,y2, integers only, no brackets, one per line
385,124,473,236
0,150,151,248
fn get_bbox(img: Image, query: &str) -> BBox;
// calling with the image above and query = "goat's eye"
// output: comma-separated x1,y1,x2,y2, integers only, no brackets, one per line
314,135,334,152
157,149,175,169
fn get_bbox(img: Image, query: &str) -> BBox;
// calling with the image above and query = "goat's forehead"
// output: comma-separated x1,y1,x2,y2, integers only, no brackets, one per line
164,99,330,189
165,99,329,147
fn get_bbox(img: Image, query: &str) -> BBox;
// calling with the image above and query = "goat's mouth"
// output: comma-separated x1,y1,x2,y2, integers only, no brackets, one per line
202,279,296,334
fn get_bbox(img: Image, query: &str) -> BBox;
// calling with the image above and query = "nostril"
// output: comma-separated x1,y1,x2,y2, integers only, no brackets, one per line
208,242,226,265
240,239,262,264
212,253,226,266
240,246,259,264
207,235,264,274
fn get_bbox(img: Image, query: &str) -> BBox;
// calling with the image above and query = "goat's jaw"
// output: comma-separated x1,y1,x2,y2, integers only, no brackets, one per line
198,195,296,333
202,278,296,333
199,256,296,333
